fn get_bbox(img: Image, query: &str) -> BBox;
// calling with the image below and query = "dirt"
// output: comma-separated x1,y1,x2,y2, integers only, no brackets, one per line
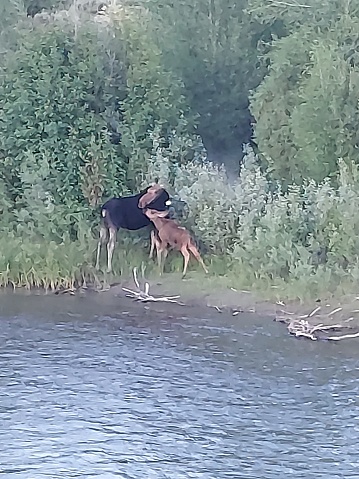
85,271,359,336
5,270,359,340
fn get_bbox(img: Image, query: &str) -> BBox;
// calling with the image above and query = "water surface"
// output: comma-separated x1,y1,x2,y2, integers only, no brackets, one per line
0,294,358,478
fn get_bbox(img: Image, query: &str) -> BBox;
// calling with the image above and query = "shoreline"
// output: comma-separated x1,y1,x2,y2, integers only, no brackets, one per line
97,272,359,324
2,271,359,337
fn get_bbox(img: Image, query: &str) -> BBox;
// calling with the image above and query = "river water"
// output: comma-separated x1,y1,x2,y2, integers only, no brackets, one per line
0,294,358,479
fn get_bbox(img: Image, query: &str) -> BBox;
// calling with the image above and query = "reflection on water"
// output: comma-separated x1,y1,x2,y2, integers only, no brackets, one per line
0,294,358,478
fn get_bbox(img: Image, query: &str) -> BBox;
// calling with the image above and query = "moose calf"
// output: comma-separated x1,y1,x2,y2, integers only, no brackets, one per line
144,208,208,278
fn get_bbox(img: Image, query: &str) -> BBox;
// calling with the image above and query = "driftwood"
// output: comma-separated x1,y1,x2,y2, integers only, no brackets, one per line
276,305,359,341
123,267,184,304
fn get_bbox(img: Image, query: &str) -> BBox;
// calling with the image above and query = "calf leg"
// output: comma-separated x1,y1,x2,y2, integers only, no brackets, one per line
107,227,117,273
96,225,108,270
154,237,162,263
188,244,209,274
149,230,155,259
149,230,158,260
157,245,168,275
151,231,162,263
180,246,191,278
161,248,168,274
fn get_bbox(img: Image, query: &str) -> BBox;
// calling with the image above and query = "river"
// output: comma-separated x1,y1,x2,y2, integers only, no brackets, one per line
0,293,358,478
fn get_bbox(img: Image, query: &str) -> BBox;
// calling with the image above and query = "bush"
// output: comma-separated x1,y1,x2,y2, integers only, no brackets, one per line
143,134,359,299
2,1,359,301
0,2,197,288
250,15,359,186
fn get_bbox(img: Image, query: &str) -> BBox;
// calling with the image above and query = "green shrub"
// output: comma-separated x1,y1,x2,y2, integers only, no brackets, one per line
2,0,359,302
0,2,197,289
143,134,359,299
251,14,359,186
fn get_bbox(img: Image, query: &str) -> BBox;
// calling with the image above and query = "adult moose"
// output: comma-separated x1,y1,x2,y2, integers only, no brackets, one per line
96,183,171,272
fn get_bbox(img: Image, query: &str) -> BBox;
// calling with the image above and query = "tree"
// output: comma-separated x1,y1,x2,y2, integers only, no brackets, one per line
107,3,197,188
250,9,359,185
125,0,265,167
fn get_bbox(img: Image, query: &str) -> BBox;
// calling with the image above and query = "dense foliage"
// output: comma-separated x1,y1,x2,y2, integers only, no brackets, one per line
144,140,359,299
139,0,263,156
247,0,359,182
1,0,359,299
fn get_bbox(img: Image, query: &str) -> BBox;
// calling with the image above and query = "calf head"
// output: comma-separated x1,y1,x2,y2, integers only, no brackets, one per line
143,208,169,220
138,183,171,209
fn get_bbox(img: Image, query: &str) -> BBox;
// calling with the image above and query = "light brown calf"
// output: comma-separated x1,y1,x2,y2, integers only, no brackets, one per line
144,208,208,278
148,218,179,260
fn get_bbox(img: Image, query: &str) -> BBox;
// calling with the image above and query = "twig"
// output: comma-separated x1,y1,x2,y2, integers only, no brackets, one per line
309,306,321,317
312,323,349,332
326,332,359,341
297,306,321,319
123,267,184,305
283,311,359,342
269,0,311,8
295,331,317,341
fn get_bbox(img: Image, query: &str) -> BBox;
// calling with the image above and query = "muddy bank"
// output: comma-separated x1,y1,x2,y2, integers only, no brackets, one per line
3,271,359,339
89,272,359,334
91,273,277,318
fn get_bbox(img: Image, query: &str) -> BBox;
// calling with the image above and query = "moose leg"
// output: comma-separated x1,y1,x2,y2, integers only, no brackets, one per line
150,230,162,263
180,246,191,278
96,225,108,270
161,248,168,274
156,247,162,273
154,237,162,263
149,230,156,259
188,244,209,274
157,244,168,275
107,227,117,273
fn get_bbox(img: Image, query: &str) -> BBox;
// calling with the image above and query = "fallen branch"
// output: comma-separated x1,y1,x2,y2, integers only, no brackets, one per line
268,0,311,8
326,332,359,341
276,307,359,342
122,267,184,305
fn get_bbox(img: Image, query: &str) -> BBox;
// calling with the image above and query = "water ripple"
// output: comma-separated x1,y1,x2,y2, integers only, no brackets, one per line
0,296,358,478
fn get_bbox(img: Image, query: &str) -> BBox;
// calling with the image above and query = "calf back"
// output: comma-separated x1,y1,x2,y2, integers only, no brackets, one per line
158,220,191,250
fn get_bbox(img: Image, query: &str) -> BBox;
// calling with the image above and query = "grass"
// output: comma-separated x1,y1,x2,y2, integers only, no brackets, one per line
0,225,357,308
109,245,359,306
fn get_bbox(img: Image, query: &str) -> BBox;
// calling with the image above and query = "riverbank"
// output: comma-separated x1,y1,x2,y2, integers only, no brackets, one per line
2,270,359,339
88,271,359,333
